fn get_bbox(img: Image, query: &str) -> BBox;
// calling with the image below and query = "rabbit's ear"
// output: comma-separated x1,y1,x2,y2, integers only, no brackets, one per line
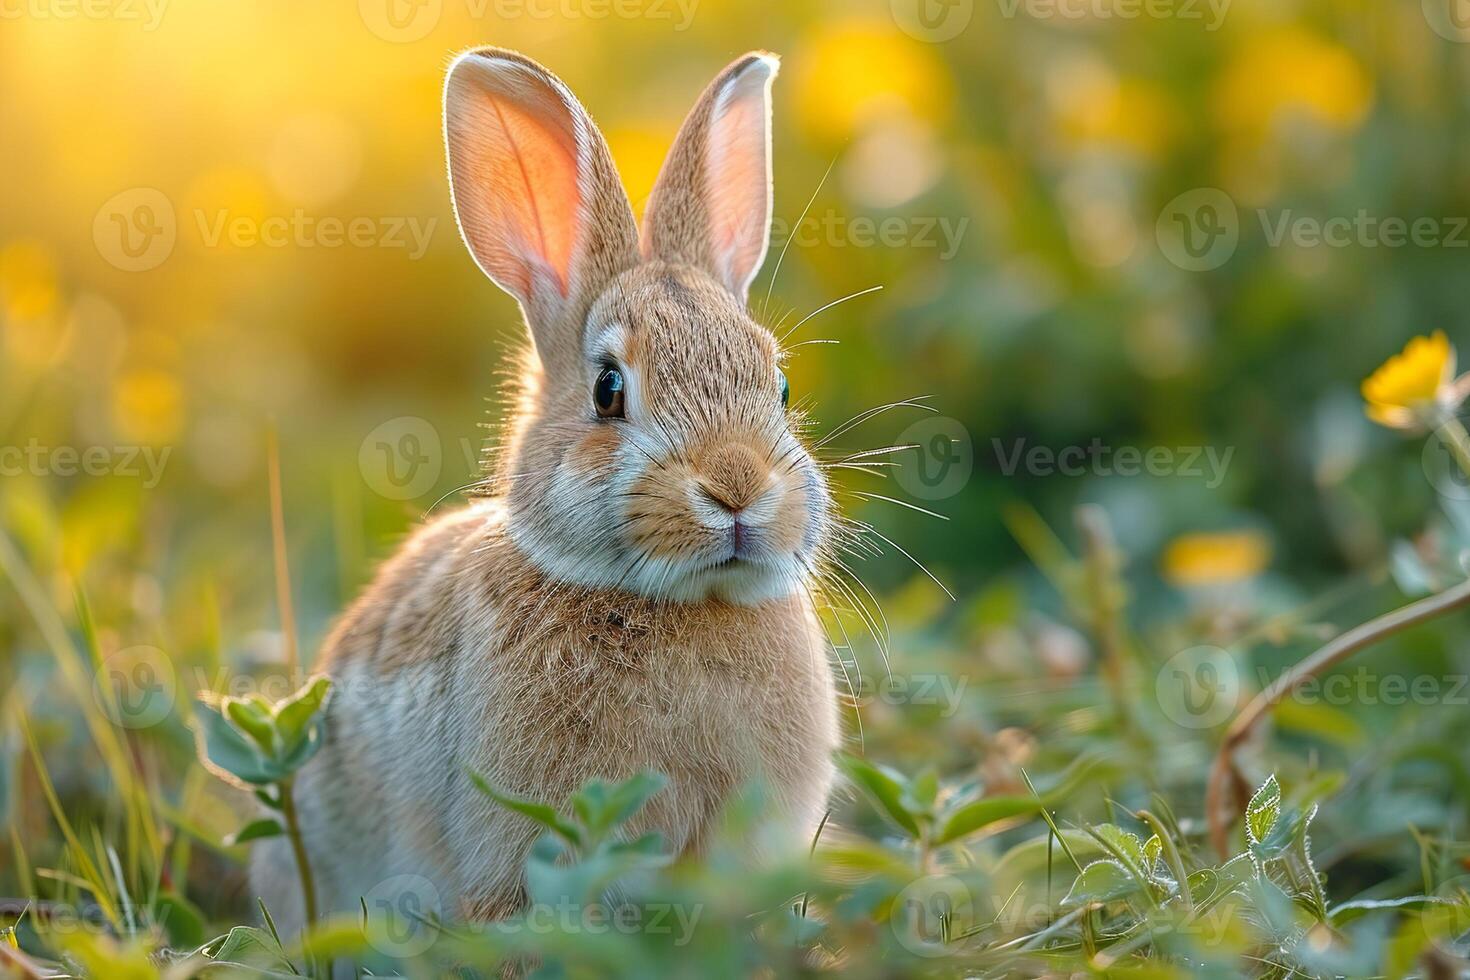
445,49,638,372
641,52,778,306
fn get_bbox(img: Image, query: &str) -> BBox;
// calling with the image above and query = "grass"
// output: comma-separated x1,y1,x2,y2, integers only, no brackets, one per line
4,477,1470,979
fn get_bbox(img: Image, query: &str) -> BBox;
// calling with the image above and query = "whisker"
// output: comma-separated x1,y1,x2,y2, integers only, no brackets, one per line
850,518,956,602
840,490,949,521
814,397,935,449
760,153,839,319
778,285,884,344
826,444,919,463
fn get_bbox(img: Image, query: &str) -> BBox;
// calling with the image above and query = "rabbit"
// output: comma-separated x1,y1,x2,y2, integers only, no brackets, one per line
250,47,841,939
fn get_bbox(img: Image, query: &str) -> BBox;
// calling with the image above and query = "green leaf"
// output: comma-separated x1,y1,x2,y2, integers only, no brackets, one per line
836,754,920,838
193,701,276,786
1091,823,1148,878
1143,834,1162,869
468,771,583,848
572,770,666,842
154,892,206,949
225,818,284,846
273,676,333,754
208,925,293,971
932,796,1039,845
903,769,940,814
225,698,277,755
1061,860,1139,907
1245,775,1281,847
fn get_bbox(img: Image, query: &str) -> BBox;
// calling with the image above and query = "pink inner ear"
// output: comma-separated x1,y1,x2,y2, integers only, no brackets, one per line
703,65,773,296
460,84,581,299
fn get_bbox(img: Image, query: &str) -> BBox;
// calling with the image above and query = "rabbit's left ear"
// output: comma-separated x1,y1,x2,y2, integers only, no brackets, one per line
641,53,778,306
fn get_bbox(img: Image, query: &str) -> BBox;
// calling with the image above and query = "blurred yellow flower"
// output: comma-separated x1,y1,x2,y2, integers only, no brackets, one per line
114,369,184,445
1047,61,1173,160
1162,531,1271,587
1361,331,1470,430
1215,29,1372,137
793,19,952,141
0,240,58,320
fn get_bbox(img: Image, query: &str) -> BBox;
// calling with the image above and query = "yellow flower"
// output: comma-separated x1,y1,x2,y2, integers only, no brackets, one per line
1162,531,1271,588
1361,331,1470,430
1215,29,1373,138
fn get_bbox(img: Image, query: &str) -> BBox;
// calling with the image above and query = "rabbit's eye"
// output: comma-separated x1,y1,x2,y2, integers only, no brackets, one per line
594,366,625,418
778,369,790,408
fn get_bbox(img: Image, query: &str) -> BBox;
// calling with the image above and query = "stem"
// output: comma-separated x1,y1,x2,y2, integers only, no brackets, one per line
1075,506,1131,723
1205,575,1470,856
1436,416,1470,483
278,777,319,929
1136,810,1192,912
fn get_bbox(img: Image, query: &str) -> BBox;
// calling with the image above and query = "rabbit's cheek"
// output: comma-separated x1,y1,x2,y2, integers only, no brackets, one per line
565,424,621,478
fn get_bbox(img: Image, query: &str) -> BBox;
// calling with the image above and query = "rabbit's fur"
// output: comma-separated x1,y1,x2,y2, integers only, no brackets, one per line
252,48,840,933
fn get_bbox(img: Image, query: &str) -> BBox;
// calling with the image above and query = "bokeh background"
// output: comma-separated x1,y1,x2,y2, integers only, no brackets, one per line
7,0,1470,971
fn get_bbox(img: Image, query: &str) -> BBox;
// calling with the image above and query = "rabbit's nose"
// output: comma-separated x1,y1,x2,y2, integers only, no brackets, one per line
697,443,770,513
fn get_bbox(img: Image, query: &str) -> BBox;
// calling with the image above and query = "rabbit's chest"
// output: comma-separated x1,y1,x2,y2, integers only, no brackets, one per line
476,611,831,794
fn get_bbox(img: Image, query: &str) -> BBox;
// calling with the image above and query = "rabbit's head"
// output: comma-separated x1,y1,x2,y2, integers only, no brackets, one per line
445,48,830,605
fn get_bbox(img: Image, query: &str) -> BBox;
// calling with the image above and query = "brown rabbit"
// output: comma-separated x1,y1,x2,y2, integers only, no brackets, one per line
251,48,840,934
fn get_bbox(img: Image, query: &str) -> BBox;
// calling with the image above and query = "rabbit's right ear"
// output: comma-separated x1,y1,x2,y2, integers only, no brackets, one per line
444,49,638,373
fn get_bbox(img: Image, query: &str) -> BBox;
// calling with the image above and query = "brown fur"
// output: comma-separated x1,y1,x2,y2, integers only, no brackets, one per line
251,49,839,942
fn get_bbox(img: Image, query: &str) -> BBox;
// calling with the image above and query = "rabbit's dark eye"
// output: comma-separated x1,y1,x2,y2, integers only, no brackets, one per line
594,366,625,419
778,369,790,409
